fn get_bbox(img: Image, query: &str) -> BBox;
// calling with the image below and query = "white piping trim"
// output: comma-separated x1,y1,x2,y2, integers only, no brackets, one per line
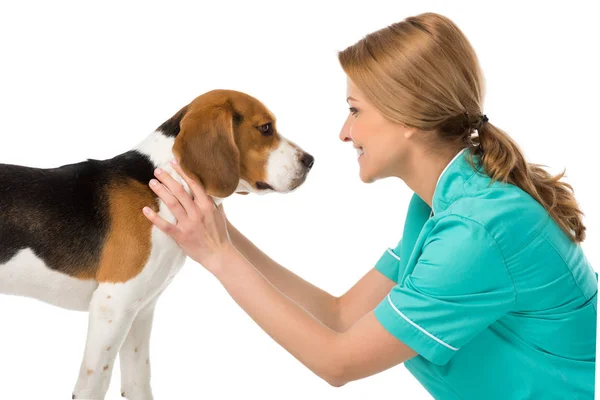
431,147,467,215
386,248,401,261
386,294,459,351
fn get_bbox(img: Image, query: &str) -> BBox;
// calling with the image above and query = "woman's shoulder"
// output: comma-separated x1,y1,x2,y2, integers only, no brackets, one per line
438,184,552,257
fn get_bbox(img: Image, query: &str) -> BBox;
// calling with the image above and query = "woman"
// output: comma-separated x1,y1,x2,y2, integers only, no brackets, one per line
141,12,597,399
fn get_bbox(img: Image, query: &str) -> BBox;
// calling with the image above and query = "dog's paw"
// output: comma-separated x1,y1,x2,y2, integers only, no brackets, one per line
119,389,153,400
71,393,104,400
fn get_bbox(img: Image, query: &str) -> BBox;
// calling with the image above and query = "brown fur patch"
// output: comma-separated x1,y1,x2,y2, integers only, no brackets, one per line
80,178,159,283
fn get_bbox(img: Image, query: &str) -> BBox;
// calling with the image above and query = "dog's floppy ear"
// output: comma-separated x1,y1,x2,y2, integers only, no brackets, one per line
172,105,240,198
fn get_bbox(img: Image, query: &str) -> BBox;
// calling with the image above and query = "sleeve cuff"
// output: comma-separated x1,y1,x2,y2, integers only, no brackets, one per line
374,293,458,365
374,248,401,283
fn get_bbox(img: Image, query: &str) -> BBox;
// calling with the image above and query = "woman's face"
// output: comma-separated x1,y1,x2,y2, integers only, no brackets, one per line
339,77,414,183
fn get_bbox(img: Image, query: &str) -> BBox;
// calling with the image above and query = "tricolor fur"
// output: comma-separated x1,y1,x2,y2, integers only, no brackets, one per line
0,89,314,399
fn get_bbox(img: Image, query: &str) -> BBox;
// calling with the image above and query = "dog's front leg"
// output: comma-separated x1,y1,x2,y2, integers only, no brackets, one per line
119,296,159,400
72,284,139,400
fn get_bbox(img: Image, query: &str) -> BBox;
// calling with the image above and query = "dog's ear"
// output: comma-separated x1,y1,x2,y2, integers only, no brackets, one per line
172,105,240,198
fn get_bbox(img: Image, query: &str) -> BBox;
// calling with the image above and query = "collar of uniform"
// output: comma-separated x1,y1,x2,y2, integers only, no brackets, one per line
431,147,483,215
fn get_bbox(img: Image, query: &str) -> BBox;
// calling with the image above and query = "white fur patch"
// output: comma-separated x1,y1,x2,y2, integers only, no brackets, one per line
0,248,98,311
134,130,178,168
265,138,305,192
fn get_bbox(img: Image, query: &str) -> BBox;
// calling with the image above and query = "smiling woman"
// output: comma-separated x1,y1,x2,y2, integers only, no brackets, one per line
341,79,431,184
142,11,596,400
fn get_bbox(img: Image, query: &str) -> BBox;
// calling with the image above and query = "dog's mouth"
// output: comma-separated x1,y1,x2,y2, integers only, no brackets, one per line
255,181,274,191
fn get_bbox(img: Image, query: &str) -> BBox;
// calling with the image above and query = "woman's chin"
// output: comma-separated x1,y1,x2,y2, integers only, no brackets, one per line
359,168,376,183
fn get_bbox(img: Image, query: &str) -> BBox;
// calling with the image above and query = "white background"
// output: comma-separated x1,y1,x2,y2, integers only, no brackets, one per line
0,1,598,399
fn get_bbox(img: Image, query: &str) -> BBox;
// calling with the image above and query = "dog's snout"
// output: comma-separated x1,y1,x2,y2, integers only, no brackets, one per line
301,153,315,169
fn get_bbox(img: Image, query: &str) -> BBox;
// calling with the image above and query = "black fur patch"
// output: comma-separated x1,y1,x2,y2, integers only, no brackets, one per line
156,105,189,137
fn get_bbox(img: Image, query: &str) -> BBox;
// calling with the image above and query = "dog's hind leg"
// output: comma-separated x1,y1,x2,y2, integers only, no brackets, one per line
72,283,142,400
119,294,160,400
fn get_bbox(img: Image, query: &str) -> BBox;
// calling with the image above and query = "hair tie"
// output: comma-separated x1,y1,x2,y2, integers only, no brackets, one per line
479,114,489,128
463,112,489,130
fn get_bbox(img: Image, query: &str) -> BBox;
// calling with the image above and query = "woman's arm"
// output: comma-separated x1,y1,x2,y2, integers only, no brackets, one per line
225,219,339,330
212,245,417,387
144,161,395,333
226,218,396,332
142,161,415,386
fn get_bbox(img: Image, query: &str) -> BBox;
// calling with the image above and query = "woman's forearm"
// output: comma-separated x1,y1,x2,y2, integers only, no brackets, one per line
226,219,341,331
212,246,344,386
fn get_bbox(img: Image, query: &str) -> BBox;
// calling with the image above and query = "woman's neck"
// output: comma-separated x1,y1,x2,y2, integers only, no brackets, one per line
400,146,463,208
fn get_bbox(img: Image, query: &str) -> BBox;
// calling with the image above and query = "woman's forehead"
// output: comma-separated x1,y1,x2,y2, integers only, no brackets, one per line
346,78,363,101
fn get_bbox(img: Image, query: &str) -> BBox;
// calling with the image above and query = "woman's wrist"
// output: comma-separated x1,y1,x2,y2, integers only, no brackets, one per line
205,243,241,278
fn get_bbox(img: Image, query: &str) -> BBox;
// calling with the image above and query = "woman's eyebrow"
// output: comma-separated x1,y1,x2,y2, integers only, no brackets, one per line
346,96,358,103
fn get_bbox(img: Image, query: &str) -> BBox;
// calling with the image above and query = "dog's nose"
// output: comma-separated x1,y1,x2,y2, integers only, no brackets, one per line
301,153,315,169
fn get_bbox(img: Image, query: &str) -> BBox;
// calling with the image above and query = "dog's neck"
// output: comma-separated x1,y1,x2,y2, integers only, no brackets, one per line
133,130,178,171
132,130,224,206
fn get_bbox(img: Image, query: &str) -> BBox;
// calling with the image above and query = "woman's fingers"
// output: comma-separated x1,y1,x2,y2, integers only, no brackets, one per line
150,179,187,221
152,167,197,218
170,160,216,211
142,206,181,238
148,178,188,223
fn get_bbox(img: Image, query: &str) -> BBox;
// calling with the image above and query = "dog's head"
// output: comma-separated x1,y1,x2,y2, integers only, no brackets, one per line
159,90,314,198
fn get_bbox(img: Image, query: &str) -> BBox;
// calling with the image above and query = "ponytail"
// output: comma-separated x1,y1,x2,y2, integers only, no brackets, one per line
467,121,586,243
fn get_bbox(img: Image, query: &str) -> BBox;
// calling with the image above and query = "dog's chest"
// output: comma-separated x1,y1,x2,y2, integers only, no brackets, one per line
138,226,188,298
132,179,222,302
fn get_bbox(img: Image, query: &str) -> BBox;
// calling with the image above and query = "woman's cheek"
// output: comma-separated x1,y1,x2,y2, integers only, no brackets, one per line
350,120,363,142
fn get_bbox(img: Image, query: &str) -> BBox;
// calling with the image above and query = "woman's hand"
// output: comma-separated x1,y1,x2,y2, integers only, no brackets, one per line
142,159,232,273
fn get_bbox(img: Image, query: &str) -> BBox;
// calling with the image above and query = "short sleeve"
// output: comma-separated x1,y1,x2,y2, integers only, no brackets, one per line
375,240,402,282
374,193,433,283
374,215,516,365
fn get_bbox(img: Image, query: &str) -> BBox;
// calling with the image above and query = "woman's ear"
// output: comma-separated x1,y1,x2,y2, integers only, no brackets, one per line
172,105,241,198
403,125,420,140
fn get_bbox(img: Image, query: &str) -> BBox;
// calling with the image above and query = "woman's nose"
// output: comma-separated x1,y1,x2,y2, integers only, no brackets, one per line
339,120,352,142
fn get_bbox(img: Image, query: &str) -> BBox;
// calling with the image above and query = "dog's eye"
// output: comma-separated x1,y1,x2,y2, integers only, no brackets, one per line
259,123,273,136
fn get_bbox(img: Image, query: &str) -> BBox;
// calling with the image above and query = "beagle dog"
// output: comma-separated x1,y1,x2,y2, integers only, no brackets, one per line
0,89,314,400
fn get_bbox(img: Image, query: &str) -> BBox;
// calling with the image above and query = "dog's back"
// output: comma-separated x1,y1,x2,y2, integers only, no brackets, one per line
0,150,160,309
0,159,109,273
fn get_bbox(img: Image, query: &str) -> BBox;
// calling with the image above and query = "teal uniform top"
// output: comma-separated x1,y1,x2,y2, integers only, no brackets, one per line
373,148,597,399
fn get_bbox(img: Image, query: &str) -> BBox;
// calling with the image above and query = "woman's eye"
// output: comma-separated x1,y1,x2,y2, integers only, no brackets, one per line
259,123,273,136
349,107,359,116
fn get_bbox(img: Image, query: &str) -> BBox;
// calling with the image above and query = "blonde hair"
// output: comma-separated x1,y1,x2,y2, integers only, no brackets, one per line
338,12,586,243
